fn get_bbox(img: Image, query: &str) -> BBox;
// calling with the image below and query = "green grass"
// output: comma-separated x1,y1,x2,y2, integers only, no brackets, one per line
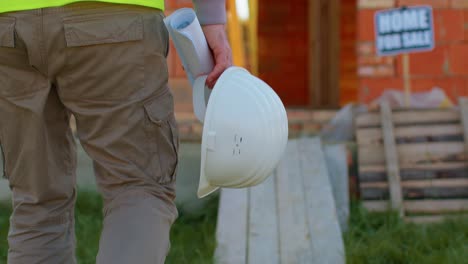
1,192,468,263
0,191,218,264
0,202,9,262
345,202,468,264
167,196,218,264
74,190,104,263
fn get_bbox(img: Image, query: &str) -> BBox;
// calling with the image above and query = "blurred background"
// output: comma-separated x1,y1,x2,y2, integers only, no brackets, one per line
1,0,468,263
168,0,468,110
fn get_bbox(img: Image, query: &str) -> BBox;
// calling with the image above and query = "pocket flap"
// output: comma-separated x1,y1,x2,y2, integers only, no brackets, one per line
144,91,175,124
0,17,15,48
64,13,143,47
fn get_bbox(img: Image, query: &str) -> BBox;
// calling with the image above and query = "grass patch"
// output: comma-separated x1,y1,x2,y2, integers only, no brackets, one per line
345,202,468,264
0,190,217,264
1,192,468,263
0,202,9,262
167,196,218,264
74,190,104,263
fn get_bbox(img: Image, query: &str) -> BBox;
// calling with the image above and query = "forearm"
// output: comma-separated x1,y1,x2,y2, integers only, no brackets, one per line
192,0,226,25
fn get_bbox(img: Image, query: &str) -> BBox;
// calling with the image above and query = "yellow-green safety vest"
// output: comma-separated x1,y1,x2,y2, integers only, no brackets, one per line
0,0,164,14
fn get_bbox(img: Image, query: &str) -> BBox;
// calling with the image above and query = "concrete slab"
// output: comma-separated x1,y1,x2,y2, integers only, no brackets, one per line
0,178,8,201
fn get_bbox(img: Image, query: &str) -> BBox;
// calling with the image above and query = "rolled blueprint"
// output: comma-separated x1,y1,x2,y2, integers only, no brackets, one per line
164,8,214,85
164,8,214,122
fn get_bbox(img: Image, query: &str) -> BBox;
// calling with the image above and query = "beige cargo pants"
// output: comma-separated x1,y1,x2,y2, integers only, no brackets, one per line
0,2,178,263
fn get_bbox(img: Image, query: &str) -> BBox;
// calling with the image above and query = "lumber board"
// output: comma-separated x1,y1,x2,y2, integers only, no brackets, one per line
299,138,345,264
406,215,446,224
324,144,349,233
380,102,404,216
359,163,468,182
247,0,258,75
215,188,248,264
356,124,463,146
363,199,468,214
248,173,279,264
361,179,468,200
275,140,312,263
360,162,468,174
361,186,468,200
359,142,466,166
356,109,460,128
361,178,468,189
360,171,468,183
405,214,468,224
287,110,337,123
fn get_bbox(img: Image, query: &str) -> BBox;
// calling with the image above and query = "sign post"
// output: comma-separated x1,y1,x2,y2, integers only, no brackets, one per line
402,54,411,106
375,6,435,107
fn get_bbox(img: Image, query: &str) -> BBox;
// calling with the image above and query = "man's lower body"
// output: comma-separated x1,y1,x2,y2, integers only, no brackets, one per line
0,2,178,263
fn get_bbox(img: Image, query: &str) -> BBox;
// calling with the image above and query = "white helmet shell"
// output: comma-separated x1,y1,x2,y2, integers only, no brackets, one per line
194,67,288,198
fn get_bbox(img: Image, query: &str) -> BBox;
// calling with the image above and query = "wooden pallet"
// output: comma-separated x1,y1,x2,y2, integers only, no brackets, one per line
356,98,468,223
215,138,346,264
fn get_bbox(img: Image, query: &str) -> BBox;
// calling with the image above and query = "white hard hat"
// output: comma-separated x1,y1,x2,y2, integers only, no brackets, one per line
193,67,288,198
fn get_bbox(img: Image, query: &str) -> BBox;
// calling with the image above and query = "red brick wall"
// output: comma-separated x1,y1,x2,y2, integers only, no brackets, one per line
166,0,312,106
258,0,360,107
166,0,360,107
340,0,359,105
358,0,468,104
257,0,309,106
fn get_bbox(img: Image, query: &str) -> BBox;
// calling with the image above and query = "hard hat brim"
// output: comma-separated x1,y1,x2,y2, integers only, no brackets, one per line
196,68,244,199
197,172,219,198
197,144,219,198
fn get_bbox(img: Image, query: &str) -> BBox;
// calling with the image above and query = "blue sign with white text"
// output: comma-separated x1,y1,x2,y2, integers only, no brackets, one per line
375,6,434,56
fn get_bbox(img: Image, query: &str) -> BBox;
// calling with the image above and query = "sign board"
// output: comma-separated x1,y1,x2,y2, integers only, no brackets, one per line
375,6,434,56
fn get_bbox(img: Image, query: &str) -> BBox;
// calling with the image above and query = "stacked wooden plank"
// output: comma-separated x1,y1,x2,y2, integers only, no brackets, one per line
356,99,468,223
215,138,346,264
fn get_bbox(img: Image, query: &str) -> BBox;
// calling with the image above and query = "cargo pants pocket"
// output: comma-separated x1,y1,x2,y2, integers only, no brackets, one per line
143,90,179,184
61,12,145,100
0,16,15,48
0,17,17,183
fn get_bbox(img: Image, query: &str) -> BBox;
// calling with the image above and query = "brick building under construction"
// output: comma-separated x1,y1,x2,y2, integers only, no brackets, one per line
165,0,468,108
